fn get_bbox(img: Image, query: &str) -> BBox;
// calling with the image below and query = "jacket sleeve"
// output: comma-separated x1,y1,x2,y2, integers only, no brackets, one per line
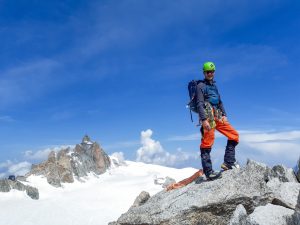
196,83,207,121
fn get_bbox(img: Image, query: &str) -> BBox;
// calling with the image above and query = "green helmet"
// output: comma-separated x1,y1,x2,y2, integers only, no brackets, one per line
203,62,216,72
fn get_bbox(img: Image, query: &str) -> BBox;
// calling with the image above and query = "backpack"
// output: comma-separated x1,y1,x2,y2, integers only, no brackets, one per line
187,80,202,122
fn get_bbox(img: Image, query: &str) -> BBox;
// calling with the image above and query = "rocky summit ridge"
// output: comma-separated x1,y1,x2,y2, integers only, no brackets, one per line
110,159,300,225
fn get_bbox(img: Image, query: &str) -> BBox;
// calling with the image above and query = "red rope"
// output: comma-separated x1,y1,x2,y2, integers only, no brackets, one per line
166,169,204,191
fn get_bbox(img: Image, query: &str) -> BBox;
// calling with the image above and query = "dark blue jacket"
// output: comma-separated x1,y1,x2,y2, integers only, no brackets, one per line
196,79,227,121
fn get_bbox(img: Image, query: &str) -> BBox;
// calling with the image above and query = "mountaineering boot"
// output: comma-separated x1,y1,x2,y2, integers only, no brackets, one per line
200,148,213,177
206,170,222,180
222,140,239,170
221,162,240,171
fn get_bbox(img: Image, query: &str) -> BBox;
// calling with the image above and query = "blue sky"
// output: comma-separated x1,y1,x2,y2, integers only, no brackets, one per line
1,0,300,177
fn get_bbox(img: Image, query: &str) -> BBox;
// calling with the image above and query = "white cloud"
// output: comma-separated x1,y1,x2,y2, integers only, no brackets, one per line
165,129,300,168
24,145,73,161
24,150,51,161
238,129,300,166
0,160,31,177
136,129,196,166
0,160,13,169
0,145,74,177
245,142,298,155
110,152,127,167
240,130,300,143
7,161,31,176
111,152,126,164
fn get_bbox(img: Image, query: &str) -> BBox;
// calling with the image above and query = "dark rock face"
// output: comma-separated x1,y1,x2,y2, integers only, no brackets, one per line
25,185,39,200
0,179,39,199
111,160,300,225
0,179,11,192
267,164,298,183
72,141,111,176
26,135,111,187
28,149,73,187
295,157,300,182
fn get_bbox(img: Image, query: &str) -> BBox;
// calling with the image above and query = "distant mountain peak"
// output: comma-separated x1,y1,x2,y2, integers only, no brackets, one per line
26,135,111,187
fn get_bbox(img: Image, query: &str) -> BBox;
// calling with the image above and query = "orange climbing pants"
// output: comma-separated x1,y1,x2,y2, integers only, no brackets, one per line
200,119,239,149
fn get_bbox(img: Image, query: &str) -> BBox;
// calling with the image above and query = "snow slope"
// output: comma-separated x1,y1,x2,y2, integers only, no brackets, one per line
0,161,198,225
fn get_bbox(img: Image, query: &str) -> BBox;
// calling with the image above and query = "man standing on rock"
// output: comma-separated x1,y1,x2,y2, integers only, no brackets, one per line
196,61,239,180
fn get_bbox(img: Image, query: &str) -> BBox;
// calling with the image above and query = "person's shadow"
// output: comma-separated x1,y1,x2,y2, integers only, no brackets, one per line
194,176,205,184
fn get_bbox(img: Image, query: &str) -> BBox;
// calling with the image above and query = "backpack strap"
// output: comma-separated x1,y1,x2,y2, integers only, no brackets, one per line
190,108,193,122
197,80,208,100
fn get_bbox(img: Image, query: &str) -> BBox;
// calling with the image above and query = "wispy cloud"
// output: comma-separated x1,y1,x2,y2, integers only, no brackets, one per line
240,130,300,143
51,111,74,121
167,133,200,141
0,145,74,178
66,0,285,66
0,1,286,104
103,141,140,151
253,107,300,124
7,161,31,176
240,130,300,158
0,115,15,122
140,43,289,84
216,45,288,81
0,59,61,108
167,132,223,142
24,145,73,161
0,160,13,169
0,160,31,178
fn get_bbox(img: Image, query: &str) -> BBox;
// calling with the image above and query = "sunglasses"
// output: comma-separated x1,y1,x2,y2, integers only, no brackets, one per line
205,70,215,74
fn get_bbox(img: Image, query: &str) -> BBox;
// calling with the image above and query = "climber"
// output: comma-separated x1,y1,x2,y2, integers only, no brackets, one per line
196,62,239,180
